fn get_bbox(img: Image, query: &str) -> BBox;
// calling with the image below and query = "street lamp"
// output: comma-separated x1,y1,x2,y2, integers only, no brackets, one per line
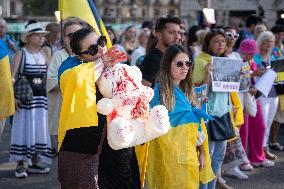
130,2,137,23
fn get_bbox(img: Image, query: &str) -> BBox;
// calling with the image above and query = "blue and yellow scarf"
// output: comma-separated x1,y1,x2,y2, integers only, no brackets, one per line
150,83,213,129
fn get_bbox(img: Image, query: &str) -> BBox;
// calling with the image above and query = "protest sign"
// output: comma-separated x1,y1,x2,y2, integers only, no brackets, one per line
194,84,209,123
255,69,277,97
271,59,284,83
212,57,243,92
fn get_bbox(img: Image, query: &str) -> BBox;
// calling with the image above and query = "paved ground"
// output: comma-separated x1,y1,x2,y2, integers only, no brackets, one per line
1,120,284,189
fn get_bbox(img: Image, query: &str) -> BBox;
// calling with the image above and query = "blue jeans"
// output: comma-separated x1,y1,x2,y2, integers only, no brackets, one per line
199,139,227,189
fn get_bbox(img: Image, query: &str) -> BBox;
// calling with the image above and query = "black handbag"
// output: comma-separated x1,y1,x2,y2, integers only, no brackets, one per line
13,50,33,103
208,112,236,141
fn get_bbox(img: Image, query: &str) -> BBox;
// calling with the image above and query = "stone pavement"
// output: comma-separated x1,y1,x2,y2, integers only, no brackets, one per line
1,120,284,189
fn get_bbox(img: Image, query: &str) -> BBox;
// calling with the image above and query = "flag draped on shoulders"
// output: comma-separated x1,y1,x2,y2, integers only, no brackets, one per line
0,39,14,120
145,84,215,189
57,56,98,150
59,0,112,49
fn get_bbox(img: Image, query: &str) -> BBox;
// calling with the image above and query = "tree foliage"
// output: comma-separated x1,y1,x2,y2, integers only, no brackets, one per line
23,0,58,16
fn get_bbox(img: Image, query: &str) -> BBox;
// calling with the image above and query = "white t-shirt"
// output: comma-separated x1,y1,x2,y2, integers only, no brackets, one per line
130,46,145,66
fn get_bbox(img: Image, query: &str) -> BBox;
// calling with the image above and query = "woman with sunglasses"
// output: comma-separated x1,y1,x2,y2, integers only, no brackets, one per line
57,27,141,189
146,44,214,189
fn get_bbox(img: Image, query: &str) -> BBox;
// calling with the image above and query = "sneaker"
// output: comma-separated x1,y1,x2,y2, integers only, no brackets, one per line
269,142,284,151
27,164,50,174
264,147,277,160
216,177,234,189
223,166,248,180
15,164,27,178
240,163,254,171
252,159,275,167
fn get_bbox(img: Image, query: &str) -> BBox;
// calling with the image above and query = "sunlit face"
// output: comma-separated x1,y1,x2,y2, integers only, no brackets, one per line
158,23,181,47
208,34,226,56
79,32,105,62
171,52,191,85
226,29,238,47
260,38,275,52
125,27,136,40
64,24,82,51
28,33,46,47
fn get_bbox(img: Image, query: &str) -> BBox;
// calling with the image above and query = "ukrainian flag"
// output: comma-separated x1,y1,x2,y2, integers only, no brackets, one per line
0,39,15,120
59,0,112,49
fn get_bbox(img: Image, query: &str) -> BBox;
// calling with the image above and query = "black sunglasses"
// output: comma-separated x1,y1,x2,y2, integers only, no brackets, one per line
79,36,107,56
172,60,192,68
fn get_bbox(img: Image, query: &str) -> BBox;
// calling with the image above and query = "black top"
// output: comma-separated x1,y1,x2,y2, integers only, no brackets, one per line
140,48,163,87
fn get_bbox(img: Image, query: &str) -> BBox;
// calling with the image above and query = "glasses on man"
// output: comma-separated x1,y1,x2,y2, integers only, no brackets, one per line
225,32,239,39
78,36,107,56
172,60,192,68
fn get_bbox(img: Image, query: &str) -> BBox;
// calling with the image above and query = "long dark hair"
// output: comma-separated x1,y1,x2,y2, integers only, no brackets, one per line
202,30,227,57
156,44,197,111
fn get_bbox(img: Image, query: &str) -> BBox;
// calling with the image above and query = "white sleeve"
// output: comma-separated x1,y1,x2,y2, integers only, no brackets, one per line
94,58,104,82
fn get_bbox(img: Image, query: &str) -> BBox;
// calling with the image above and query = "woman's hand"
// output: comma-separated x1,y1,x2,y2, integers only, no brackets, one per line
206,62,213,74
232,105,238,118
252,68,264,77
249,87,257,96
15,99,21,112
198,146,205,171
133,101,149,119
102,46,127,67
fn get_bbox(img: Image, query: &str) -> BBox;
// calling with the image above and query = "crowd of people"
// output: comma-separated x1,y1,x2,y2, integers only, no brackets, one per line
0,13,284,189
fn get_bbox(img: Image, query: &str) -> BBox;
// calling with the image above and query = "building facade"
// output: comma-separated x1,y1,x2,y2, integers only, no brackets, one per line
180,0,284,28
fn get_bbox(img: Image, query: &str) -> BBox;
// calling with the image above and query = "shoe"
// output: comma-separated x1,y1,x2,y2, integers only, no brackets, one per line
223,166,248,180
269,142,284,151
264,147,277,160
15,164,27,178
239,163,254,171
252,159,275,167
27,164,50,174
216,178,234,189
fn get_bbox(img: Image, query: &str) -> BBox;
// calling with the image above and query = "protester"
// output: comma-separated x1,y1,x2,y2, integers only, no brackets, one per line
146,44,214,189
0,38,14,141
222,26,251,181
235,14,262,49
45,22,63,54
254,23,267,39
130,28,150,66
0,18,17,65
238,39,275,168
106,26,126,53
120,25,138,64
140,15,181,87
57,27,144,188
186,25,201,59
253,31,279,161
270,25,284,152
47,19,82,156
10,22,52,178
193,30,231,189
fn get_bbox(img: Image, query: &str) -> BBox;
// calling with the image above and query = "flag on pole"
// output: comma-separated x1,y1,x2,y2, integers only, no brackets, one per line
59,0,112,49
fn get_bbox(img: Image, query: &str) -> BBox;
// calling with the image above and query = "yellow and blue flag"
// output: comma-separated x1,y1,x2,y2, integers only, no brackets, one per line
59,0,112,49
0,39,15,120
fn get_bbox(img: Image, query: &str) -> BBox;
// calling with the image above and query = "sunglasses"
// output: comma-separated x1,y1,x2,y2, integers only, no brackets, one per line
79,36,107,56
172,60,192,68
225,32,239,39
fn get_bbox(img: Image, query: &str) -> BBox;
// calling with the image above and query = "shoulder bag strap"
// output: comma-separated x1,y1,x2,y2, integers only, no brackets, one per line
18,49,26,76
